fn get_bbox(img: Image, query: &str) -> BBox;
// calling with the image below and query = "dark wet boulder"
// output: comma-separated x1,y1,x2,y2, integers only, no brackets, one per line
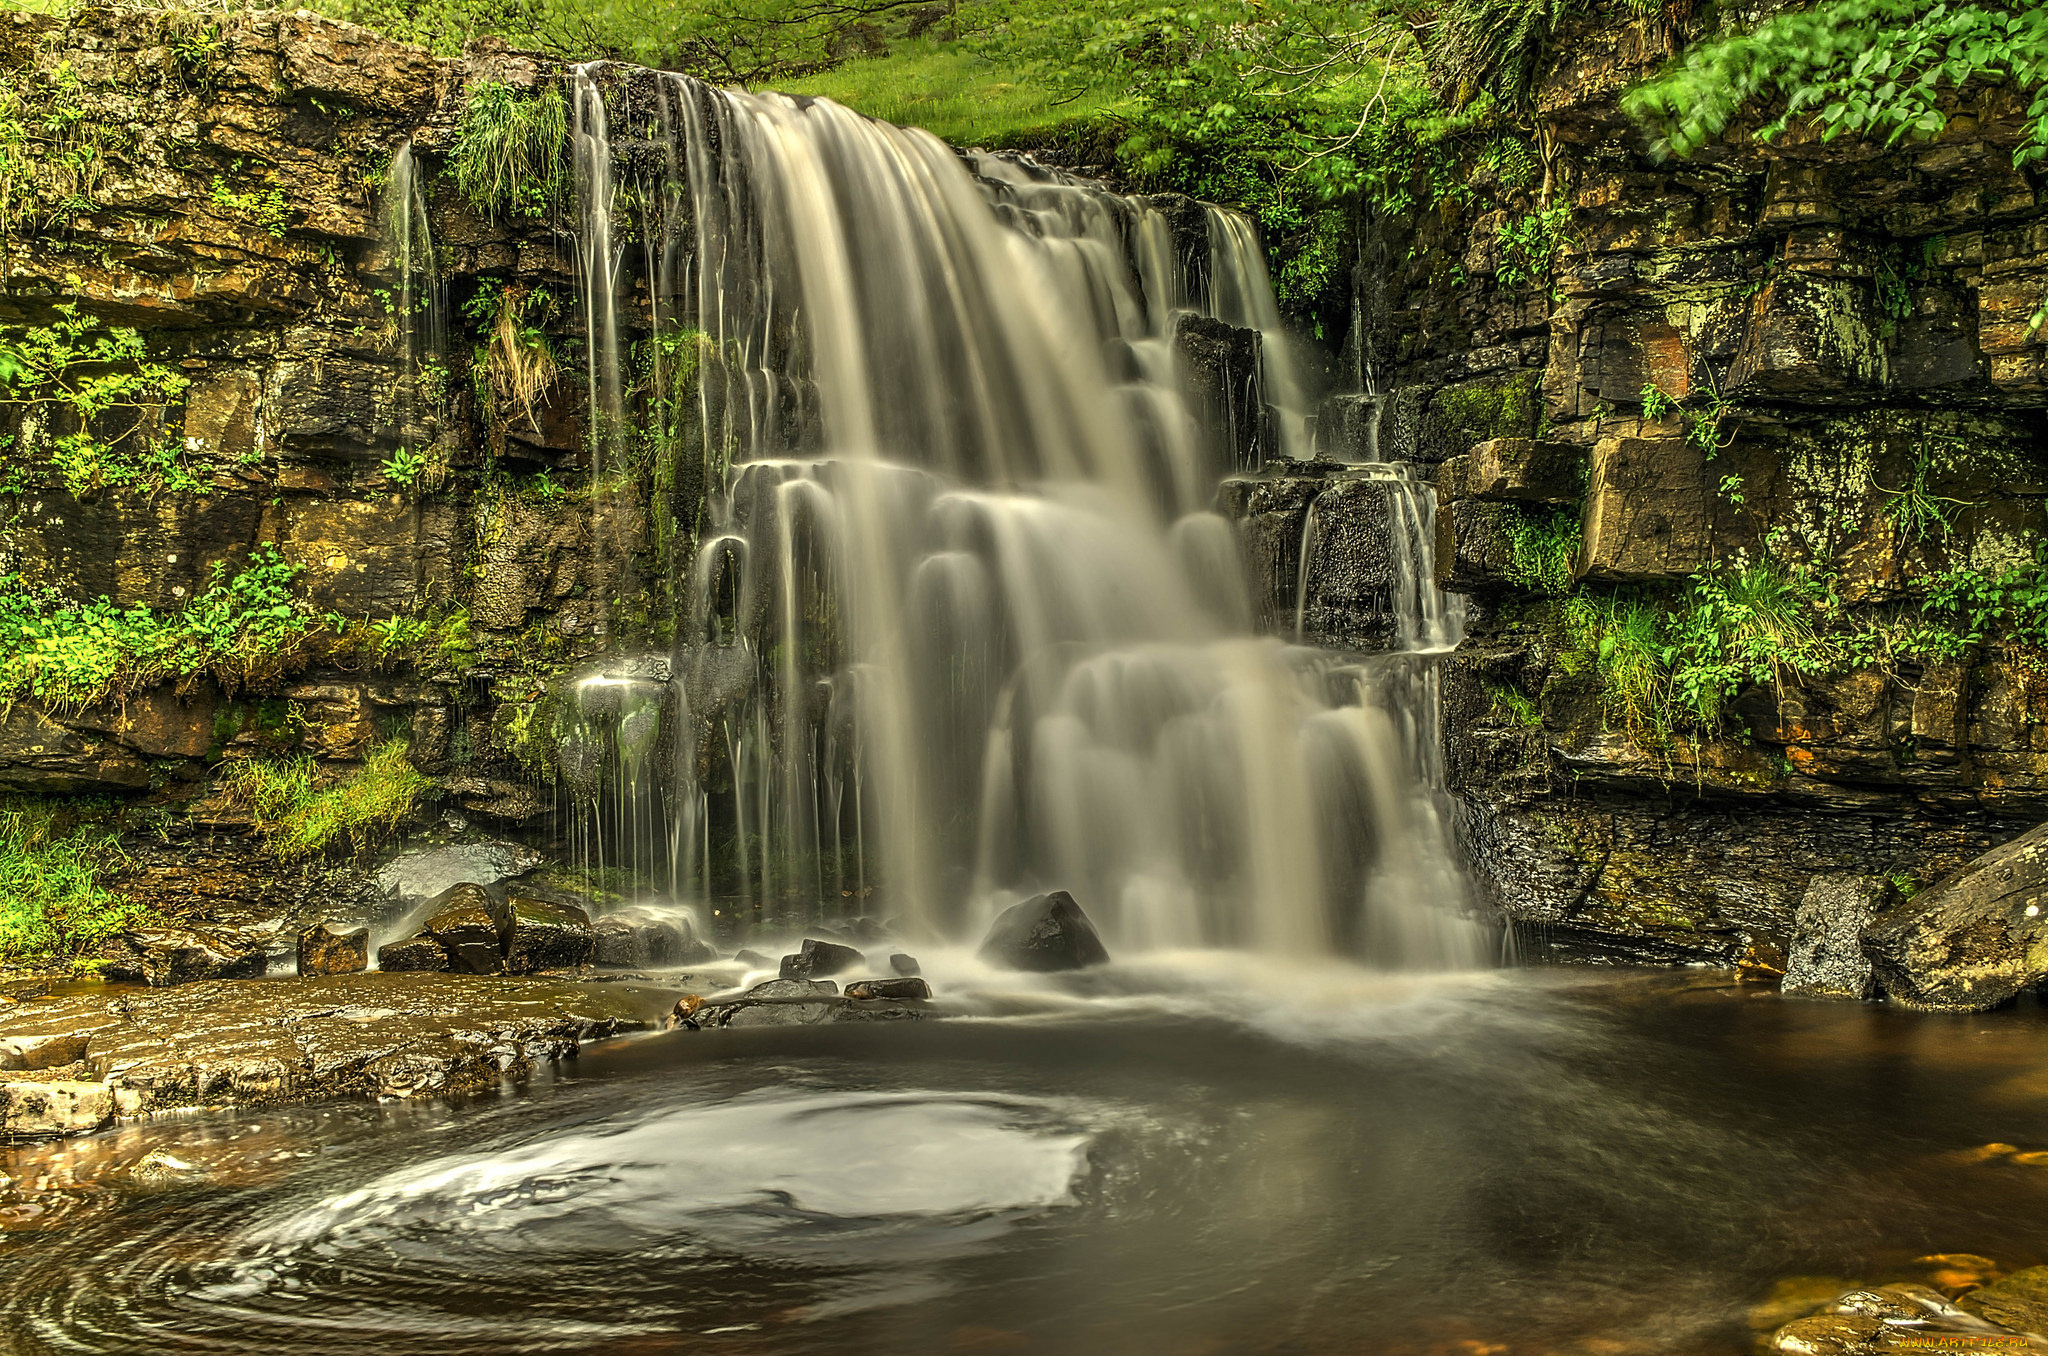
889,952,921,976
734,948,774,968
695,998,840,1028
591,906,718,967
1782,875,1888,1000
779,937,865,981
978,891,1110,972
504,896,595,974
845,977,930,1000
423,883,513,975
376,934,448,972
107,923,275,986
297,923,370,978
0,1033,88,1071
1863,823,2048,1012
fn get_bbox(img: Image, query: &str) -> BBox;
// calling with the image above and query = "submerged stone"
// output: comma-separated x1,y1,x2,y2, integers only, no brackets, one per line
298,923,370,978
0,1034,88,1071
1766,1312,1886,1354
0,1080,114,1140
978,891,1110,972
779,938,865,981
1864,822,2048,1011
745,978,839,999
1960,1266,2048,1336
1782,875,1888,1000
0,973,668,1141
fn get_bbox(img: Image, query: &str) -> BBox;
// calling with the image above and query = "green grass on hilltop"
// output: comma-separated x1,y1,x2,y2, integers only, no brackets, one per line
768,38,1122,149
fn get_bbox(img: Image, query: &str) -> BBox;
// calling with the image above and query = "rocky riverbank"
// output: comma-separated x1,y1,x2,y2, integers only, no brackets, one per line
0,971,682,1140
0,881,1122,1144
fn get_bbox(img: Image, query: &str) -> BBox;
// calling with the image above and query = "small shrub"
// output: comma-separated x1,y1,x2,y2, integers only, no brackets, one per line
380,445,428,487
1666,562,1836,730
0,299,195,498
1561,591,1669,740
0,547,317,710
1485,682,1542,728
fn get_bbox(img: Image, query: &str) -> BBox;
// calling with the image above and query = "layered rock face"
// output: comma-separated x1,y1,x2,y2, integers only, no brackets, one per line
1256,4,2048,974
0,10,630,831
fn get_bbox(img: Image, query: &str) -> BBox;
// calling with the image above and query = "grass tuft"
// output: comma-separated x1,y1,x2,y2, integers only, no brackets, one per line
451,80,568,222
221,738,430,861
0,797,149,966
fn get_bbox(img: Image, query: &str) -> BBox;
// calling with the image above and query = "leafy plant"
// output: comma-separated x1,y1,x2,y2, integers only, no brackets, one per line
1874,446,1977,544
209,175,295,238
1920,549,2048,651
0,300,195,498
381,445,428,488
1485,681,1543,727
1502,505,1581,594
1624,0,2048,169
1494,201,1572,291
1664,562,1836,731
0,547,317,710
1638,380,1734,455
1561,590,1670,739
450,80,568,222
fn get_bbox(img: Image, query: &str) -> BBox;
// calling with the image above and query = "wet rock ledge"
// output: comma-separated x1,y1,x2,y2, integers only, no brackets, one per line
0,973,680,1142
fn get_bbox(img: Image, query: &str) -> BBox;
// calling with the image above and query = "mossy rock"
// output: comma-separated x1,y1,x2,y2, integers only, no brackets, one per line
1411,371,1544,465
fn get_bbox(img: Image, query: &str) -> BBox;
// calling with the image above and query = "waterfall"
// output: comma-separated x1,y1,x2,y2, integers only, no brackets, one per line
553,67,1486,967
1205,206,1314,461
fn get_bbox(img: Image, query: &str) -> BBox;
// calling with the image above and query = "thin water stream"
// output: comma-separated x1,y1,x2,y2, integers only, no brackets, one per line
6,966,2048,1353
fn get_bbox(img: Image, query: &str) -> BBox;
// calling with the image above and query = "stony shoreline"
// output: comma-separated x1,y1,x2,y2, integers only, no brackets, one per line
0,970,691,1141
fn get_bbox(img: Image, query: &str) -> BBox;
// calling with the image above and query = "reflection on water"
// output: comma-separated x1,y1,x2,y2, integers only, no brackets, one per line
5,964,2048,1354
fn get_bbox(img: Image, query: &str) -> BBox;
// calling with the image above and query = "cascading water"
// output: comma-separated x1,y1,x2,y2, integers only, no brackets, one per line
1205,205,1315,461
553,66,1486,967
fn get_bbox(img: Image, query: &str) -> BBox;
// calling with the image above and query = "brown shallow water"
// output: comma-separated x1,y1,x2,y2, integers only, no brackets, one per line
3,962,2048,1355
